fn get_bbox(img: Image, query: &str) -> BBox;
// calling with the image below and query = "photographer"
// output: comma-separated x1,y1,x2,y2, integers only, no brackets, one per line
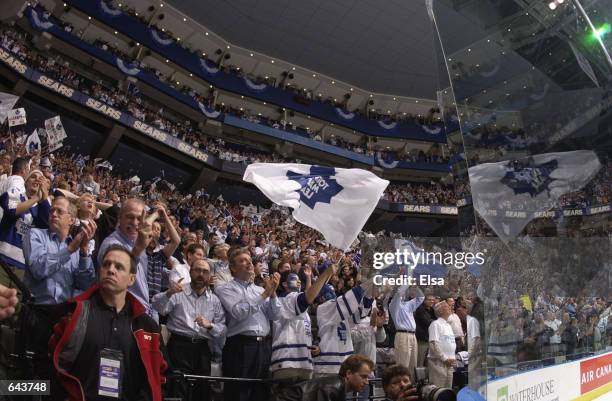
381,365,418,401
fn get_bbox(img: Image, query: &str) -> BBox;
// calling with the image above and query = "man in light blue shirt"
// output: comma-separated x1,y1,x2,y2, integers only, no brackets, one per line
22,196,96,382
97,198,151,315
214,247,281,401
389,284,424,382
153,258,226,401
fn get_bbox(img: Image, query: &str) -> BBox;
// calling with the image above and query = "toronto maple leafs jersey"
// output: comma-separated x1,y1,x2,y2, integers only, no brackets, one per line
313,286,365,374
0,176,50,268
270,291,313,372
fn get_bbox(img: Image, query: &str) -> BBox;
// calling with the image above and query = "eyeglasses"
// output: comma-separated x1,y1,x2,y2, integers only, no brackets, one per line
50,207,70,216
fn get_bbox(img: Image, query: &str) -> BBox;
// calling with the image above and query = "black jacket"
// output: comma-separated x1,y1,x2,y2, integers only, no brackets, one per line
272,375,345,401
415,304,436,342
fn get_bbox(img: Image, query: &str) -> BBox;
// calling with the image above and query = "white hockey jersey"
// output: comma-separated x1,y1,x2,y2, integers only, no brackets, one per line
270,291,313,371
313,286,366,374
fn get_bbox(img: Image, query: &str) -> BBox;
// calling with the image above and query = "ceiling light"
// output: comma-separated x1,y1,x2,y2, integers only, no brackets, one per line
271,60,275,63
331,81,335,84
183,18,187,22
250,53,254,57
189,73,192,77
292,67,296,70
393,97,396,101
165,59,169,63
226,45,230,49
205,32,209,36
549,2,557,9
312,74,316,78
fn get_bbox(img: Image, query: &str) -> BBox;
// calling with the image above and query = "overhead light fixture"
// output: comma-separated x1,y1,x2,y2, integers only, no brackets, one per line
312,74,316,77
271,60,275,63
250,53,254,57
183,18,187,22
548,2,557,9
226,45,230,49
205,32,209,36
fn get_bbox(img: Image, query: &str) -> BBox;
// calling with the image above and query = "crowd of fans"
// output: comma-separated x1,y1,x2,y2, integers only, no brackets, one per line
1,24,459,208
382,182,457,206
0,14,610,401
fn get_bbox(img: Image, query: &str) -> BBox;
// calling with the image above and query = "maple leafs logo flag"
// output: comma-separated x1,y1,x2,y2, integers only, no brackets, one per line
468,150,601,241
244,163,389,250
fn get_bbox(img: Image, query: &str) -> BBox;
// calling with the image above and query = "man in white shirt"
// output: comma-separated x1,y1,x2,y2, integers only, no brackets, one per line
428,301,456,388
544,311,562,354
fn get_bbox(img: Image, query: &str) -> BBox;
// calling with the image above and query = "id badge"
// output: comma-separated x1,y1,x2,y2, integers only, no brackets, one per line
98,348,123,398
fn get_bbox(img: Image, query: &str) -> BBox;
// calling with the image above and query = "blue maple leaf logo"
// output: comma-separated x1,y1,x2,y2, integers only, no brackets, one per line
501,158,558,197
286,166,344,209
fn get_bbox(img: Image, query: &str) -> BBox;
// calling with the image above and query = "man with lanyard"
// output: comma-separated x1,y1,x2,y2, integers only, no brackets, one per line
49,245,167,401
214,247,281,401
153,258,226,401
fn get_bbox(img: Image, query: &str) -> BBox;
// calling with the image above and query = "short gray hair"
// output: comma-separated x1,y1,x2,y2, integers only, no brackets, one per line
433,301,447,317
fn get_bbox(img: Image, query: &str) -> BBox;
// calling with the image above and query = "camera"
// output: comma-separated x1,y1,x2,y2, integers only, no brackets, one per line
413,367,456,401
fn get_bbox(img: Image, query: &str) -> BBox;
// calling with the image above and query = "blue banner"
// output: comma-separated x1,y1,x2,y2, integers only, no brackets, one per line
62,0,448,142
25,7,450,172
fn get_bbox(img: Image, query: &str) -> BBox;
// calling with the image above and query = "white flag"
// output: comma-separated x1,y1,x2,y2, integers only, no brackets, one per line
244,163,389,250
45,116,67,141
468,150,601,241
25,129,42,154
7,108,26,127
0,92,19,124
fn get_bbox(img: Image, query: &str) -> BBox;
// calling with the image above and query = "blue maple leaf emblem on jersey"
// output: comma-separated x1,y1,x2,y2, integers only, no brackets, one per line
501,158,558,197
286,166,344,209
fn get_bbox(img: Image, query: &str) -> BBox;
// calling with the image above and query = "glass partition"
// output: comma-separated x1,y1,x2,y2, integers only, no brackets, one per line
427,0,612,397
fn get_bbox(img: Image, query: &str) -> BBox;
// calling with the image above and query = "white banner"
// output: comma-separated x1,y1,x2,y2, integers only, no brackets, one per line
7,108,26,127
44,116,67,141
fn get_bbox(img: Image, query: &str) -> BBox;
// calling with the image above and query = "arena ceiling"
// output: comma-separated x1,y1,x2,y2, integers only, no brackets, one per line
162,0,459,99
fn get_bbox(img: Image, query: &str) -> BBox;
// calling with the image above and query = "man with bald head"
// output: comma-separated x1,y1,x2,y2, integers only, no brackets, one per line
98,198,152,315
153,258,226,401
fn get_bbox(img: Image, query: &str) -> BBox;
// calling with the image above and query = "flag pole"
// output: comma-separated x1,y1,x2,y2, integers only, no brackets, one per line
7,124,14,156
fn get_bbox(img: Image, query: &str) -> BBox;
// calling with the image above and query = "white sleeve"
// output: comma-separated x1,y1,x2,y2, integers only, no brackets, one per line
429,321,441,342
278,292,308,320
317,287,364,329
467,317,480,341
6,177,24,209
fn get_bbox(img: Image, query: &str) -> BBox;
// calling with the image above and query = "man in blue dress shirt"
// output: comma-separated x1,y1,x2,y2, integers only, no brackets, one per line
389,284,424,382
22,196,97,381
214,246,281,401
97,198,152,315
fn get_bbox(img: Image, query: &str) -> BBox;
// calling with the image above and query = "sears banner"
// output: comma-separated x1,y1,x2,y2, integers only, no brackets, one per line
476,204,611,219
0,49,217,165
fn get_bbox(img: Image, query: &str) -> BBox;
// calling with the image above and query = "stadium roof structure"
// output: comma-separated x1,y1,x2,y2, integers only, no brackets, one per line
157,0,472,99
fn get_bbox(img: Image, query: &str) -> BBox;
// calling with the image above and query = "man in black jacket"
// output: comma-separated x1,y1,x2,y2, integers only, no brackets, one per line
415,294,436,367
272,354,373,401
